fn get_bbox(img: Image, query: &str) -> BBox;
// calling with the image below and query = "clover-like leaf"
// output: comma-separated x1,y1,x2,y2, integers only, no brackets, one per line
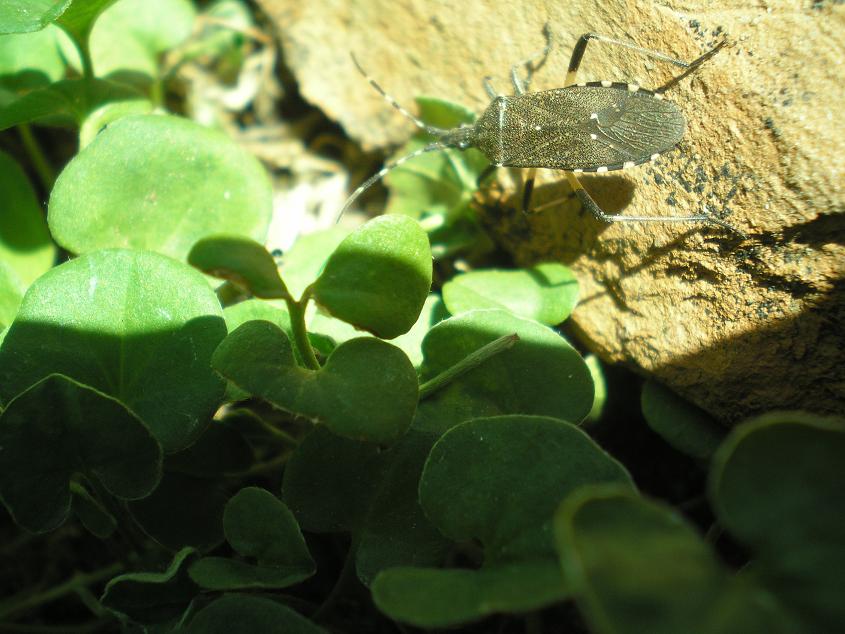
0,77,142,130
189,487,315,590
0,150,55,287
189,235,287,299
88,0,195,78
0,374,161,533
385,97,488,220
181,594,326,634
415,309,593,433
442,263,578,325
0,26,69,90
555,485,794,634
101,547,199,624
310,215,432,339
641,380,725,460
710,412,845,632
0,248,227,453
282,426,450,585
372,415,633,627
0,0,70,35
213,320,417,443
48,114,272,260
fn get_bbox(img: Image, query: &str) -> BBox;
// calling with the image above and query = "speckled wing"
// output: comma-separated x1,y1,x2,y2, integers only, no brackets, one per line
474,83,686,172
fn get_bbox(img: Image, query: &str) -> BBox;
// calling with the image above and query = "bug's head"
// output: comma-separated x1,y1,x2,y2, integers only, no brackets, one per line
438,123,475,150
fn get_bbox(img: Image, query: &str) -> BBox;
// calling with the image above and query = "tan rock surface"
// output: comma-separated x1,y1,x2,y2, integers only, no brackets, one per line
258,0,845,423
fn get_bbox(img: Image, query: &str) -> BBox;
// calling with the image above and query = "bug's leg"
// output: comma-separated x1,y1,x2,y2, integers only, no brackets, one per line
510,22,553,95
654,39,727,93
565,33,722,86
476,163,497,187
521,169,537,214
564,173,741,232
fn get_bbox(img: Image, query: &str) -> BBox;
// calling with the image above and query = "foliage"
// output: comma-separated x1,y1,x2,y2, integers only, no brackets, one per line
0,3,840,633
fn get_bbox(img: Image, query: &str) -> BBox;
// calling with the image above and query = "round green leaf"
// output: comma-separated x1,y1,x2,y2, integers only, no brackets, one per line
89,0,195,78
189,487,314,590
555,485,792,634
710,412,845,632
415,309,594,433
48,114,273,260
213,320,418,443
182,595,326,634
71,482,117,538
0,0,70,35
0,150,55,287
0,248,227,452
189,235,287,299
311,215,432,339
0,374,162,533
54,0,119,46
372,415,633,627
641,380,725,460
442,263,578,325
101,547,199,624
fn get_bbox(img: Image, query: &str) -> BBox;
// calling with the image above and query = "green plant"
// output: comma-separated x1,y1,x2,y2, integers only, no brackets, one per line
0,2,842,633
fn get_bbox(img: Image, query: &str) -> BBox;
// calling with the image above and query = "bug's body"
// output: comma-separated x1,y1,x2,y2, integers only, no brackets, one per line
471,82,685,172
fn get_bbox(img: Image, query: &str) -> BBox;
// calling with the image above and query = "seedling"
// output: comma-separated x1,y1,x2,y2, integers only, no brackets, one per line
338,28,739,233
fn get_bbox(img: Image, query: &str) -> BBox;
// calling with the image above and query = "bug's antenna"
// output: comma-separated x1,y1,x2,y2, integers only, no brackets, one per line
335,141,449,223
350,53,450,137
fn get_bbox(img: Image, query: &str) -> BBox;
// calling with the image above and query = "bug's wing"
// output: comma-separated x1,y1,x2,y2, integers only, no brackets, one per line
497,86,685,171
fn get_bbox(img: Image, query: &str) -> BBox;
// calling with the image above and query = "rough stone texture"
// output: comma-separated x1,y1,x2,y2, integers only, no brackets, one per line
258,0,845,424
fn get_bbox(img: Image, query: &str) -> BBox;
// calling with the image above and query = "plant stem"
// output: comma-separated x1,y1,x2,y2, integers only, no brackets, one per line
418,333,519,400
18,124,55,191
285,292,320,370
0,563,122,621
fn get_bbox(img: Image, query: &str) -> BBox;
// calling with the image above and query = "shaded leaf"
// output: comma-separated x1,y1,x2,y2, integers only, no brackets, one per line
372,415,633,627
189,235,287,299
189,487,315,590
641,380,725,460
0,249,226,452
181,594,326,634
0,374,161,533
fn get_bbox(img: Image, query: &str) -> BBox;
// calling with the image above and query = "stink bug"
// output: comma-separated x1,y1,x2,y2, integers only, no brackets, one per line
337,28,737,233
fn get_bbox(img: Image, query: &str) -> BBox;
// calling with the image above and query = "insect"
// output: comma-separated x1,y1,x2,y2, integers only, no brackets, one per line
336,28,737,233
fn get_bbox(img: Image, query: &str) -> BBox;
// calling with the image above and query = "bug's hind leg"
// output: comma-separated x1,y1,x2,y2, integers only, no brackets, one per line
564,173,742,233
564,33,726,87
654,39,727,93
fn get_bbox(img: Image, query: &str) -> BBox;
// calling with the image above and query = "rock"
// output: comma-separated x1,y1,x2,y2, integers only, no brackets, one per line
258,0,845,424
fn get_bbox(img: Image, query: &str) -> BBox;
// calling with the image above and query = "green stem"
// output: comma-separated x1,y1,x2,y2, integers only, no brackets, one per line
0,563,122,621
18,124,55,191
418,333,520,400
311,536,360,623
285,292,320,370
